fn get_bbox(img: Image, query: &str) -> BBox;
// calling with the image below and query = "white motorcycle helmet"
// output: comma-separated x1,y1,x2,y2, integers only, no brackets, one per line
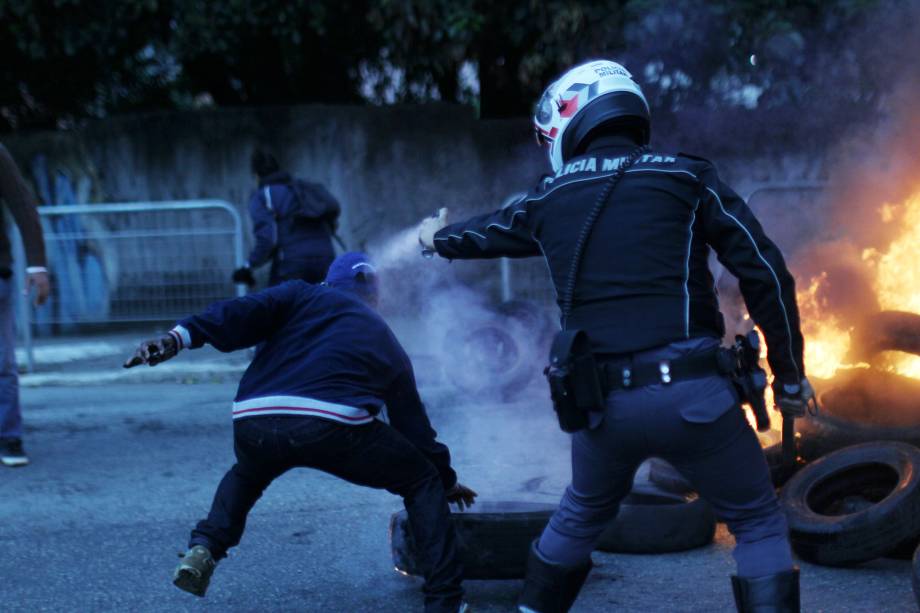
533,60,650,173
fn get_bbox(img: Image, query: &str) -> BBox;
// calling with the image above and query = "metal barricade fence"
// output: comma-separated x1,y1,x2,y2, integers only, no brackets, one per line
14,200,245,371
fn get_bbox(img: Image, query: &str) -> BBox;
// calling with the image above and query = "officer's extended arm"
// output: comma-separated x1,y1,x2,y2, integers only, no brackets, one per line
384,368,458,490
699,174,805,384
430,197,541,260
247,189,278,269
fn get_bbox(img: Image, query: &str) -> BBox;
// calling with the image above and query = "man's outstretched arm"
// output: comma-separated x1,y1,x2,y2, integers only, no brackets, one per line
124,282,302,367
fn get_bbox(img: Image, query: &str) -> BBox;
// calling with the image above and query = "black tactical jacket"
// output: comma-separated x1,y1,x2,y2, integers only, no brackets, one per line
434,139,805,383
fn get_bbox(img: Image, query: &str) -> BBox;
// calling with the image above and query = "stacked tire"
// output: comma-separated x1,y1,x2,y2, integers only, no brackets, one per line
390,481,716,580
780,442,920,567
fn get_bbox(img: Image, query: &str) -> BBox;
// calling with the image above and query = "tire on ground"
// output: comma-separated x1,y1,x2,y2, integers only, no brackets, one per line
646,457,694,495
497,299,557,349
441,322,535,397
391,501,555,580
780,441,920,566
596,485,716,553
796,369,920,463
391,487,717,580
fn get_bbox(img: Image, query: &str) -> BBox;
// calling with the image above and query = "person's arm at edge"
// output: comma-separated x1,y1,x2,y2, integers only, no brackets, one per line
0,144,49,304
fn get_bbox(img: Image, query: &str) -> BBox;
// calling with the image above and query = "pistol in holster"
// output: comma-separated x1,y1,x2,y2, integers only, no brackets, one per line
718,330,771,432
544,329,605,433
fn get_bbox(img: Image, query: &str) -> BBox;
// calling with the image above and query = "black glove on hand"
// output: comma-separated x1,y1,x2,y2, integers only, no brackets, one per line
772,377,817,418
232,266,256,287
123,334,179,368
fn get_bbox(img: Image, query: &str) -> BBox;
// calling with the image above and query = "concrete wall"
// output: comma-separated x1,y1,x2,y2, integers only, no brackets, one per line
4,104,830,306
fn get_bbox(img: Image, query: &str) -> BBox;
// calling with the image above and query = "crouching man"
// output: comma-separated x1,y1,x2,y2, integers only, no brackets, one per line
124,252,475,613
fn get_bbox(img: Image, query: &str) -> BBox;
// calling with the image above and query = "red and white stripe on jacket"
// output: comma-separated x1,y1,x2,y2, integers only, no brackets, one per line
231,395,374,424
169,325,373,425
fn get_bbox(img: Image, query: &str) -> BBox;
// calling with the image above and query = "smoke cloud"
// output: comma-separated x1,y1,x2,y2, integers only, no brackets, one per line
366,224,571,499
788,1,920,330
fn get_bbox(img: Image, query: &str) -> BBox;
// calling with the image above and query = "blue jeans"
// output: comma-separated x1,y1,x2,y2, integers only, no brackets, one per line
190,415,463,612
538,338,793,578
0,277,22,441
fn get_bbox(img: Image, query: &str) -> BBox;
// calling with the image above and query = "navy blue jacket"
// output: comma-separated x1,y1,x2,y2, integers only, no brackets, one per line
248,171,339,282
171,281,456,488
434,141,805,384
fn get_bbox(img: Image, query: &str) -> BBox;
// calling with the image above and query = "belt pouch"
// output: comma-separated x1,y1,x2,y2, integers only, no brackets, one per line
545,329,604,433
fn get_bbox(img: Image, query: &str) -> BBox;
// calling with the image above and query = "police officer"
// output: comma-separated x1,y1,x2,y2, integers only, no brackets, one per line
126,252,475,613
232,148,341,288
418,60,813,612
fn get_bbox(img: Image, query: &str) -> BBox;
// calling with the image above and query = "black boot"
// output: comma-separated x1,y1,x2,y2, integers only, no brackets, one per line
517,541,591,613
731,568,800,613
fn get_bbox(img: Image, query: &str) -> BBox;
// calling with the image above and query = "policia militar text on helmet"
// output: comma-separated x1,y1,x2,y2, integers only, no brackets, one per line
419,59,815,613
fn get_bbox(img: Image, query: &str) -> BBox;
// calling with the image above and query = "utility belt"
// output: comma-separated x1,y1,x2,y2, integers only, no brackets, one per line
545,330,769,433
599,350,724,391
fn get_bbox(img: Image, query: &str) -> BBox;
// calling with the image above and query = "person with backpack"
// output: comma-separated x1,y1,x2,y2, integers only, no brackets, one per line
232,149,341,288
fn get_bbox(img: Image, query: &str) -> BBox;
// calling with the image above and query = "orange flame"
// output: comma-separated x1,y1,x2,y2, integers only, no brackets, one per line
796,189,920,380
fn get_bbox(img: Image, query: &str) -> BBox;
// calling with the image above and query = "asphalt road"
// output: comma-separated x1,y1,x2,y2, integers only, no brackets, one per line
2,373,916,612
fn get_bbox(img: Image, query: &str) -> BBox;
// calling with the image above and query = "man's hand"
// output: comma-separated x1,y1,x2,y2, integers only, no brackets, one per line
232,266,256,287
26,270,50,306
123,334,179,369
446,482,478,511
772,377,818,418
418,207,449,251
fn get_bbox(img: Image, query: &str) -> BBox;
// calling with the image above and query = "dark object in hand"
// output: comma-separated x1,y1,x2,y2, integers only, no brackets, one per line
232,266,256,287
124,335,178,368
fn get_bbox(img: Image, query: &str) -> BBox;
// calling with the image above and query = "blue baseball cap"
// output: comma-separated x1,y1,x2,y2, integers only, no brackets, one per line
324,252,378,302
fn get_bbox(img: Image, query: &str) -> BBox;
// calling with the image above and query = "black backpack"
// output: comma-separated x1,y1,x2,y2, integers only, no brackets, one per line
286,179,341,225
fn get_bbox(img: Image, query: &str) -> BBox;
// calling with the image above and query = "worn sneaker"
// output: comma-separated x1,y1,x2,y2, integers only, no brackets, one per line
0,439,29,467
173,545,216,597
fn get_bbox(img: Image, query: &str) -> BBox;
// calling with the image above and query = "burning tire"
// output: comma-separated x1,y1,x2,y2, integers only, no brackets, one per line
596,485,716,554
780,441,920,566
796,369,920,462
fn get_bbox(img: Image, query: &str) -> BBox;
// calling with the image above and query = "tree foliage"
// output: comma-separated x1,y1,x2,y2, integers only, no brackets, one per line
0,0,900,133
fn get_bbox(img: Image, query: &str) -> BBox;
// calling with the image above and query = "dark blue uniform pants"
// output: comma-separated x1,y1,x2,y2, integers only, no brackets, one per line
190,415,463,612
538,339,793,578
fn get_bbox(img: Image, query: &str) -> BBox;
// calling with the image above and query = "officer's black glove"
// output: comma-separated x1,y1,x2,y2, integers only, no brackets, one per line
772,377,817,418
123,334,179,368
232,266,256,287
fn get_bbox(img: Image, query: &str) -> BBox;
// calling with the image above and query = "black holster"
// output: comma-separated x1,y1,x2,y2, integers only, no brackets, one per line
544,330,605,433
719,331,770,432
